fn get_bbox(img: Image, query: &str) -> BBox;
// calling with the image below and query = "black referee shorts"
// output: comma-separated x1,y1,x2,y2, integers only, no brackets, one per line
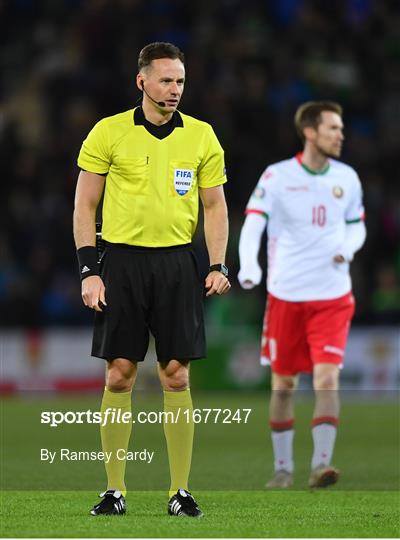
92,243,206,363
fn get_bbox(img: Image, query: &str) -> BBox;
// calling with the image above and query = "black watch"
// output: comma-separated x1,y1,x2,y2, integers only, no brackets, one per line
209,263,229,277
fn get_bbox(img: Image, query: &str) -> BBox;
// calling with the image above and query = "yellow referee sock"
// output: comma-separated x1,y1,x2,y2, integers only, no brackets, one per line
100,387,132,496
163,388,194,498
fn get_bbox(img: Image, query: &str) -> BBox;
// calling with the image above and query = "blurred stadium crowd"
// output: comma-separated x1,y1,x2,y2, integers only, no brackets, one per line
1,0,400,327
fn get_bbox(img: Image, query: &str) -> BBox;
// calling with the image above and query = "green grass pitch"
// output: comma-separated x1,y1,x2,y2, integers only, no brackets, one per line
1,490,399,538
1,392,399,537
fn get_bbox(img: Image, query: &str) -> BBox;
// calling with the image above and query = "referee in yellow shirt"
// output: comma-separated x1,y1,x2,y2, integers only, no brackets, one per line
73,42,230,518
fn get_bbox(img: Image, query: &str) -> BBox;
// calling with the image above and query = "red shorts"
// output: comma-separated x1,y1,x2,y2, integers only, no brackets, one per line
261,292,355,376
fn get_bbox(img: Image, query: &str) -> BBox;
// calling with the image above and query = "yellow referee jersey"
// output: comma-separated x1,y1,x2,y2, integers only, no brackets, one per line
77,107,227,247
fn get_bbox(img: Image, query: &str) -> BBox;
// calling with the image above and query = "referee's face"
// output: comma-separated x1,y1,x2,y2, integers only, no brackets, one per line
143,58,185,113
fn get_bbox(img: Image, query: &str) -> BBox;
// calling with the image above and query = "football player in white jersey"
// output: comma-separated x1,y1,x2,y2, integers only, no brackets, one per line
238,101,366,488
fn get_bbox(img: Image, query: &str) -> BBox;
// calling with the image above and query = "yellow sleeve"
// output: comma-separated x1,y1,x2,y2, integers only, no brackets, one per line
198,125,227,188
77,119,111,174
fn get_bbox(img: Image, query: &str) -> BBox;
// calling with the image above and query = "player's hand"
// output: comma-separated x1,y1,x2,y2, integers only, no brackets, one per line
205,271,231,296
241,279,256,290
333,254,346,263
237,265,262,289
81,275,107,312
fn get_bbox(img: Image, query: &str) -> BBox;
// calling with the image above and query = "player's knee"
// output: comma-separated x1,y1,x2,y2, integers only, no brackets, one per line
271,376,296,402
106,367,135,392
106,375,133,392
313,372,338,391
272,375,296,392
163,372,189,391
160,362,189,391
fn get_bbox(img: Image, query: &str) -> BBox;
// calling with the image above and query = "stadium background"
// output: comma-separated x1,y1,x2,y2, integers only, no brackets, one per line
1,1,399,537
1,0,399,392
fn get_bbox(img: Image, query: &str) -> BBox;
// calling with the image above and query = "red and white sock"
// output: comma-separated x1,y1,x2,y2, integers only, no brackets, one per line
311,416,338,469
270,419,294,473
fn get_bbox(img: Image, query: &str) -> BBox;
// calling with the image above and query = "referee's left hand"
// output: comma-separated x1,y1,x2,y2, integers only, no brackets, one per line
81,275,107,312
205,271,231,296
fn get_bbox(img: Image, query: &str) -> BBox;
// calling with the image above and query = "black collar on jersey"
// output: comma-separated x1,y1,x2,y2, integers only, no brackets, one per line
134,107,183,140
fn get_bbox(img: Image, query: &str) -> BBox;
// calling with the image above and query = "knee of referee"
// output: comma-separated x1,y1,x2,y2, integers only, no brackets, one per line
105,358,137,392
313,364,339,391
158,360,189,392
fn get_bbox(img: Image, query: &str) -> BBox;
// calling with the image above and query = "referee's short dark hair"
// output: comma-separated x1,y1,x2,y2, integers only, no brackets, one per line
138,42,185,71
294,101,343,142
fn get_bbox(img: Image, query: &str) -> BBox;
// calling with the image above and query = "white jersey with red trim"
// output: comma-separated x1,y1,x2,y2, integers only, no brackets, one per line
245,155,365,301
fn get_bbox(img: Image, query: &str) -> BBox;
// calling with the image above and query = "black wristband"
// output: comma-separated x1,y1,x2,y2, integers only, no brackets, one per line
209,263,229,277
77,246,100,281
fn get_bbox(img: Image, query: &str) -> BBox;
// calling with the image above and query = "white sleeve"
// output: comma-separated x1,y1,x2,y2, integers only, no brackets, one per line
345,173,365,223
245,166,276,218
338,220,367,262
238,213,267,289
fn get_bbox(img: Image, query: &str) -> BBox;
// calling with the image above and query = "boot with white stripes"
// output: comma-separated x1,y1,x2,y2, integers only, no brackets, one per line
90,490,126,516
167,488,203,518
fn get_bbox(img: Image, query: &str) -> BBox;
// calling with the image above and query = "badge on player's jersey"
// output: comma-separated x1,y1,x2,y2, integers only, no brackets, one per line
333,186,344,198
253,186,265,199
174,169,194,196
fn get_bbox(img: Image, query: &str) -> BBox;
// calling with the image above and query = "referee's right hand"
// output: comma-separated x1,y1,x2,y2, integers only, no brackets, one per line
81,276,107,312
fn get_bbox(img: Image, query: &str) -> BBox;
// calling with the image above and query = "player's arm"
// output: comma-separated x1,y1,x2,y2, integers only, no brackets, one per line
334,175,366,263
73,170,106,311
199,185,230,296
238,167,273,288
238,212,267,289
333,220,366,263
